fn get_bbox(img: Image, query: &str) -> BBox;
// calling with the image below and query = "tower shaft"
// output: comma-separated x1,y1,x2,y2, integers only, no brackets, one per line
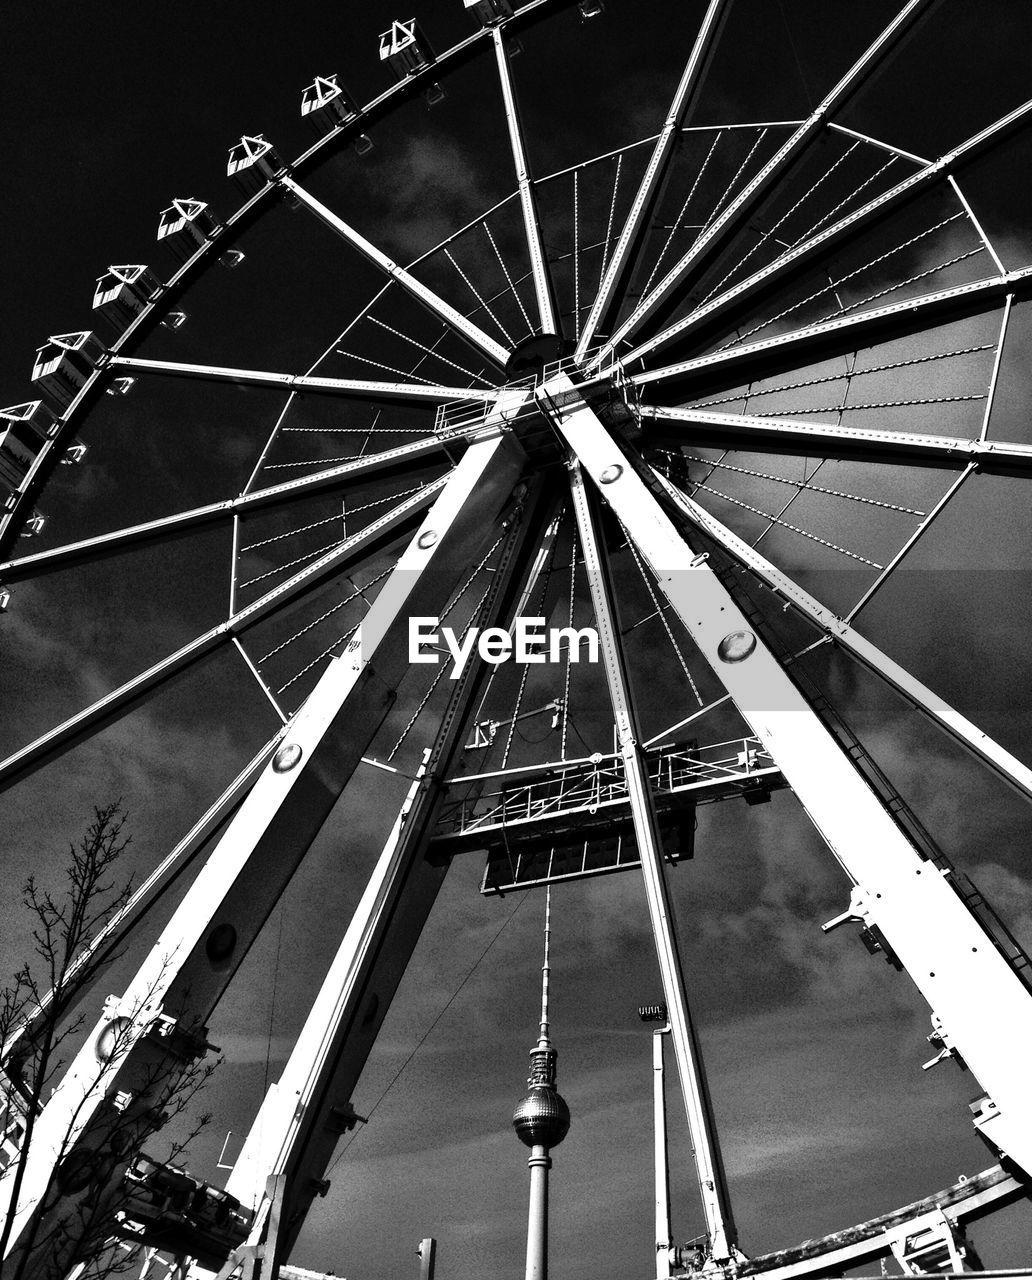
525,1147,551,1280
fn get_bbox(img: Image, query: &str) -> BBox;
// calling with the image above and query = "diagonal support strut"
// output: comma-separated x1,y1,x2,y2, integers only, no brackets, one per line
540,370,1032,1188
567,461,739,1263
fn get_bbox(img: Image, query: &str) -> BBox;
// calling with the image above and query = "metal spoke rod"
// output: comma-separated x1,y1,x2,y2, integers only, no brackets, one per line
655,472,1032,803
110,355,497,403
592,0,934,365
575,0,731,356
0,479,445,792
567,461,738,1263
623,96,1032,363
542,371,1032,1185
490,26,559,337
639,404,1032,475
0,433,473,584
280,176,510,367
630,265,1032,394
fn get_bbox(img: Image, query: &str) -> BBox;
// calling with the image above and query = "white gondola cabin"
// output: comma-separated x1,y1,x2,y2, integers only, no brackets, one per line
463,0,513,25
157,198,220,264
0,401,60,489
92,265,162,330
31,333,106,413
156,202,242,268
227,135,285,197
379,19,435,78
300,74,359,134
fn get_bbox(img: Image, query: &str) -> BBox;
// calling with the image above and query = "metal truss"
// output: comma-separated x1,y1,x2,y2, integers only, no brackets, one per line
4,2,1032,1278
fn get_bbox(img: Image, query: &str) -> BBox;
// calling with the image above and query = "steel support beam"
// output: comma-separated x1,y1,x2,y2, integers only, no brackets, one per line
217,480,554,1264
281,177,511,368
110,356,498,404
541,371,1032,1182
490,26,560,337
0,432,527,1279
655,471,1032,802
639,405,1032,474
630,266,1032,395
567,462,738,1262
574,0,731,357
652,1028,673,1280
0,478,445,792
592,0,933,365
624,97,1032,362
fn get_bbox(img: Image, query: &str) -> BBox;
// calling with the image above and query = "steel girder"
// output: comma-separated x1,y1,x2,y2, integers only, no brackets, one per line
538,372,1032,1184
0,431,527,1279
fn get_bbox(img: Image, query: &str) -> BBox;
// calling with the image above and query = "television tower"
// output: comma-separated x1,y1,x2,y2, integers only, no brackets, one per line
512,887,570,1280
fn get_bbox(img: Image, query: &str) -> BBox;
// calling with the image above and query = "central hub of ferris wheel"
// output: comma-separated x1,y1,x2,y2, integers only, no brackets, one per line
433,337,642,469
504,332,572,379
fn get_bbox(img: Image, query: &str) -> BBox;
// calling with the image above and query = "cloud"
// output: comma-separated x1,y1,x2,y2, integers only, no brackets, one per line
366,134,490,260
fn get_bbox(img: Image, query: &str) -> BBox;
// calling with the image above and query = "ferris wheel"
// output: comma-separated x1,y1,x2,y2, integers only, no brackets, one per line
2,0,1032,1276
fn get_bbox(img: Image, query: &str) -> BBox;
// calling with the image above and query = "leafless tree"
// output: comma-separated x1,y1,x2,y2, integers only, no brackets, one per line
0,804,219,1280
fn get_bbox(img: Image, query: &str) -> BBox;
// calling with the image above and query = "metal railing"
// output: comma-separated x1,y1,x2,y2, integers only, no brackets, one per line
437,736,775,838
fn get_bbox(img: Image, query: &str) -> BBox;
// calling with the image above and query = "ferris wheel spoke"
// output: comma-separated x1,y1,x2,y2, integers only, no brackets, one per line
654,470,1032,803
575,0,731,357
0,434,467,585
279,177,510,369
638,405,1032,475
628,266,1032,394
0,479,445,792
590,0,933,367
626,97,1032,362
489,26,560,336
109,355,496,404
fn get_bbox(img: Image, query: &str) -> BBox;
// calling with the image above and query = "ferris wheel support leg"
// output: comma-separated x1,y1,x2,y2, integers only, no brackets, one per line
203,480,556,1270
489,26,560,338
0,432,528,1280
652,1028,674,1280
567,462,738,1262
543,370,1032,1182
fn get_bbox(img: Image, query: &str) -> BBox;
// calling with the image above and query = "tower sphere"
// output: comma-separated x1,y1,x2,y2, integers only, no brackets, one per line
512,1085,571,1149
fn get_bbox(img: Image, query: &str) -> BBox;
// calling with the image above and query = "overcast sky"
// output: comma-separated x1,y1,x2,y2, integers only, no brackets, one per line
3,1,1032,1277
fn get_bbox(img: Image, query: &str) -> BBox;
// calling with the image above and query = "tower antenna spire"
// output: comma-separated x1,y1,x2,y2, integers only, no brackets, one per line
512,887,570,1280
538,885,551,1047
